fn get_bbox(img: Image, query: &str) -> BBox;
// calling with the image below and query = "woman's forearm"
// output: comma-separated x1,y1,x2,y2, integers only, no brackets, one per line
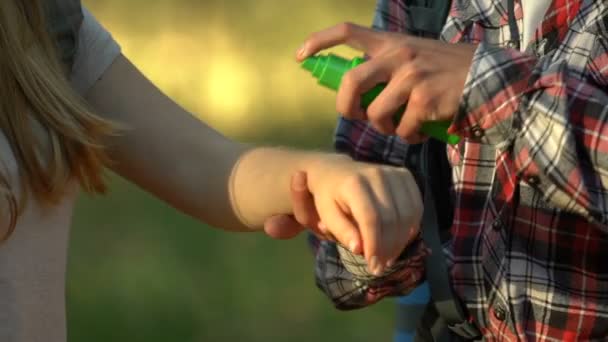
85,53,424,270
85,54,337,232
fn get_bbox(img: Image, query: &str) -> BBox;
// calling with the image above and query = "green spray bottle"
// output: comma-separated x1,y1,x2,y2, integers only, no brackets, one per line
301,53,461,145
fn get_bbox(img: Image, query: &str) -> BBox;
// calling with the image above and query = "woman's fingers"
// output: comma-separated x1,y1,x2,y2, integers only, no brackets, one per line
316,197,363,255
263,215,307,240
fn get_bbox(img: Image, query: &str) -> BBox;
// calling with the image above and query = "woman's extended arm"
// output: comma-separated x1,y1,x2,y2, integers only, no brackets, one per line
84,54,423,273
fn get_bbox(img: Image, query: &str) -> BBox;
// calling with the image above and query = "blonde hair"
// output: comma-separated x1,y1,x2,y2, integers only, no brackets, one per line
0,0,119,239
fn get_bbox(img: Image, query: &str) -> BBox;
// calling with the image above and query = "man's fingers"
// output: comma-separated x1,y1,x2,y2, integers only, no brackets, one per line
317,199,363,255
264,215,307,240
296,22,385,61
291,171,321,229
395,88,428,142
366,73,416,135
341,178,386,275
291,171,335,239
364,170,400,270
337,59,392,120
384,170,420,265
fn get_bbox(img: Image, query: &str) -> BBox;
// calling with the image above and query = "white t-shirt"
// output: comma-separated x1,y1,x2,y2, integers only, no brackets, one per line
0,7,121,342
521,1,552,50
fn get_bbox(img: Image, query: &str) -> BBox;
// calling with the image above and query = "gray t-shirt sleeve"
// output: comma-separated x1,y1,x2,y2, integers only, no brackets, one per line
70,7,121,94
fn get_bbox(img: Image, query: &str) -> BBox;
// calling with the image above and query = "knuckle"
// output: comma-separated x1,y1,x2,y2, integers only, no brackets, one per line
397,61,425,84
341,70,364,93
409,89,433,110
337,22,355,37
394,45,415,60
408,65,427,83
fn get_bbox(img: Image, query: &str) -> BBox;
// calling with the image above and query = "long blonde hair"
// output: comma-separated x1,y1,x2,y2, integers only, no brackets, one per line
0,0,119,239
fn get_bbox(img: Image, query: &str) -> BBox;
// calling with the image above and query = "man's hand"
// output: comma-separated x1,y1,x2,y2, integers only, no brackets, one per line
296,22,477,143
264,164,422,277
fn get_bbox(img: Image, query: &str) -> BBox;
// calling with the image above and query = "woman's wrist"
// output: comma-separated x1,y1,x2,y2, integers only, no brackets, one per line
303,152,354,194
228,147,337,230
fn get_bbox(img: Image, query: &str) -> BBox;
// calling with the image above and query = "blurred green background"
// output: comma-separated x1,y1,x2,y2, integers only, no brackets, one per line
68,1,398,341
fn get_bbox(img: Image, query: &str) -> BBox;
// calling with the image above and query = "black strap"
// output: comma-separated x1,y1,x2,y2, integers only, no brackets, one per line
397,1,482,339
408,0,452,36
418,140,481,341
415,302,451,342
506,0,521,49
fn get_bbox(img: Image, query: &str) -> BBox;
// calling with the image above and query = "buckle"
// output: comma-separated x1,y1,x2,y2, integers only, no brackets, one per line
447,320,481,340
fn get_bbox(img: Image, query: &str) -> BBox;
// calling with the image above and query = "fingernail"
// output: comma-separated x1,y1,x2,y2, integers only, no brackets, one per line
368,256,377,274
386,259,395,268
296,44,307,58
369,256,383,276
318,222,327,230
349,240,358,253
292,172,307,191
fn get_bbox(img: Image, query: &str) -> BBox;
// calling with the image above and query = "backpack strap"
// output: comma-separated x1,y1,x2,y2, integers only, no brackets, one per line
405,0,452,37
397,0,482,339
43,0,84,71
417,139,481,341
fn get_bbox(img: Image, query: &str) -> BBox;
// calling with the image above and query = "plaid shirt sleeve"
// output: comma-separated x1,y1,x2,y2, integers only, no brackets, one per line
309,233,429,310
454,38,608,225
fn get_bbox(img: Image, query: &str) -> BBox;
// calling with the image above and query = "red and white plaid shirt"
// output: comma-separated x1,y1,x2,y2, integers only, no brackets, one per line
311,0,608,340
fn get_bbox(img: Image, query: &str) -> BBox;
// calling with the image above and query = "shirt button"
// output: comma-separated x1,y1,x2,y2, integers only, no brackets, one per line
493,305,507,321
492,219,503,231
354,280,369,291
506,40,519,49
526,175,541,186
471,125,484,139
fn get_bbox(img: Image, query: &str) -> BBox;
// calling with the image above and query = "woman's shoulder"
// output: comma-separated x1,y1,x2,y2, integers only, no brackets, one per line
70,6,122,95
